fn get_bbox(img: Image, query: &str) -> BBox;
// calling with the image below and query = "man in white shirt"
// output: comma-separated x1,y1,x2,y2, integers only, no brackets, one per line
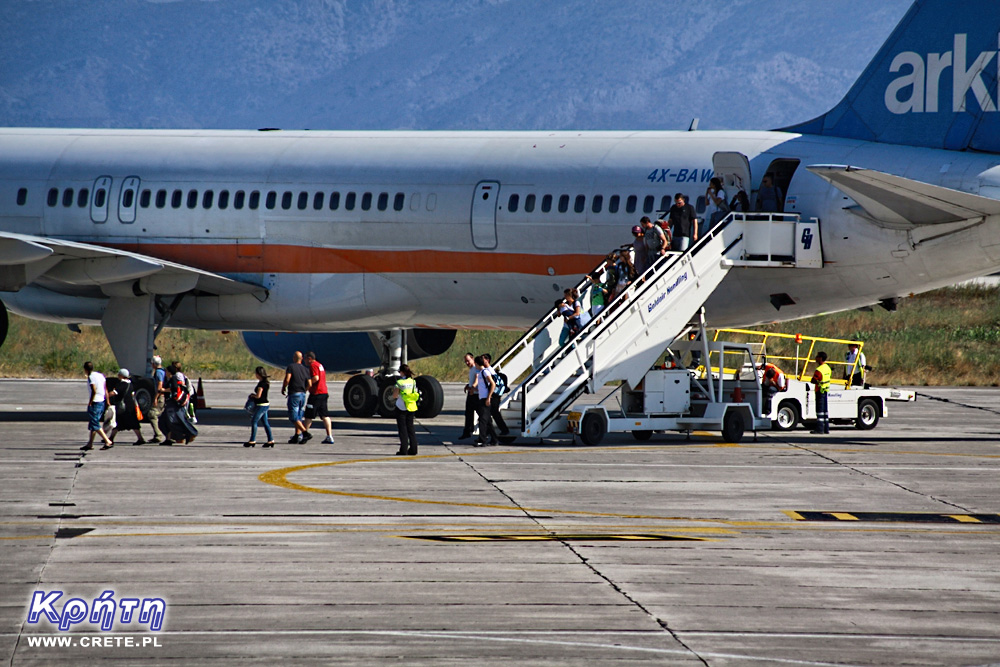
82,361,113,451
459,352,478,440
845,343,867,386
474,355,499,447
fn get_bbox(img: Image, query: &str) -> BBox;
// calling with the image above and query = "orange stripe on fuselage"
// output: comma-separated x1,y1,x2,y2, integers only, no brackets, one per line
108,243,601,276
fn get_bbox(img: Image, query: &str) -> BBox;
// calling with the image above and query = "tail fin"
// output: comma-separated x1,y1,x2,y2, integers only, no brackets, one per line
785,0,1000,153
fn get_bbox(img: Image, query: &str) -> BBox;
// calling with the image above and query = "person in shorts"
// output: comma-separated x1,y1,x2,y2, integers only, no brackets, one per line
280,350,311,443
302,351,334,444
81,361,114,451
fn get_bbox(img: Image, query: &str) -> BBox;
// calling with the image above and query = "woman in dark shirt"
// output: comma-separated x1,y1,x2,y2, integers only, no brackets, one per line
246,366,274,448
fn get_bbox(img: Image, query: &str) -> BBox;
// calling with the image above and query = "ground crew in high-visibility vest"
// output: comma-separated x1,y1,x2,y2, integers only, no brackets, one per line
810,351,832,434
391,364,420,456
760,362,787,413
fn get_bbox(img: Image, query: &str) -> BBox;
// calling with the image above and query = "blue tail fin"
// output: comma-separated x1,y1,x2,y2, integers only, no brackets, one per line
786,0,1000,153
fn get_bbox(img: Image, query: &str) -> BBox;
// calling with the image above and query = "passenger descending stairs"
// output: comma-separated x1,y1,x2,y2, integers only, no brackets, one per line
493,212,822,439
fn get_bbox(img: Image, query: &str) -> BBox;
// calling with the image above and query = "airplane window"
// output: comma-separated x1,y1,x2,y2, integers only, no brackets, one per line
139,189,151,208
282,191,293,210
234,191,245,210
394,193,404,211
625,195,637,214
558,195,569,213
62,188,74,207
313,192,323,210
16,188,27,206
508,194,519,213
202,190,213,209
361,192,372,211
95,189,107,208
409,193,420,211
377,192,388,211
47,188,58,207
154,190,166,208
643,195,654,214
77,188,89,207
123,189,135,209
265,191,276,209
660,195,671,211
592,195,603,213
187,190,198,209
426,193,437,211
171,190,182,208
329,192,340,210
218,190,229,210
248,191,260,210
297,192,307,210
524,194,535,213
574,195,585,213
345,192,356,210
541,194,552,213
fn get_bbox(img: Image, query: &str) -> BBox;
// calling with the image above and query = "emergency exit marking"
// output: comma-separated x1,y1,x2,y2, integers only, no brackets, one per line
402,534,706,542
787,511,1000,524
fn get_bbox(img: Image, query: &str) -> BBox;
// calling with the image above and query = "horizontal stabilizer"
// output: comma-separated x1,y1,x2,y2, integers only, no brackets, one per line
807,165,1000,227
0,231,265,298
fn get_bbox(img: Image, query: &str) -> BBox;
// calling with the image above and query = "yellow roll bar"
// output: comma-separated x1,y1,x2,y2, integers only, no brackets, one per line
712,328,865,386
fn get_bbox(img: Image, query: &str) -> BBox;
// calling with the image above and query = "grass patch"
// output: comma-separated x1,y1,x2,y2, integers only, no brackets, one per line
2,285,997,385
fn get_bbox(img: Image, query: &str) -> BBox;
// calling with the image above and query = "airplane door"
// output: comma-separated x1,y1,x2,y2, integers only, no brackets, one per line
90,176,112,223
471,181,499,249
118,176,140,224
712,152,751,197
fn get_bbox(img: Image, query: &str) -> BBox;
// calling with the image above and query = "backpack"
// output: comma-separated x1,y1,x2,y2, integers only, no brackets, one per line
493,369,509,397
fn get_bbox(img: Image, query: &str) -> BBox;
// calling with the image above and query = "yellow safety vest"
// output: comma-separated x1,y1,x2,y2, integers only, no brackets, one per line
815,363,832,393
396,377,419,412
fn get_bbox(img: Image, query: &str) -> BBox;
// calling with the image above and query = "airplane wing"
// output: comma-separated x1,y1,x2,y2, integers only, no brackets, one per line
0,231,266,298
807,165,1000,227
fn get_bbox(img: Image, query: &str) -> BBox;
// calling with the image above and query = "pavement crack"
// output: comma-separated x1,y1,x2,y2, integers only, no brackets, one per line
447,445,709,666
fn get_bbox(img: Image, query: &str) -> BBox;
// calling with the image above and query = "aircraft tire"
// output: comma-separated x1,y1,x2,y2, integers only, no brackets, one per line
133,377,156,417
376,379,397,418
415,375,444,419
0,303,7,350
343,374,378,418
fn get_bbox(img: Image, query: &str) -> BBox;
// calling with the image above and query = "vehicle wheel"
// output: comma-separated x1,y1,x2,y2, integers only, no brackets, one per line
376,379,397,418
133,377,155,417
855,398,880,430
415,375,444,418
632,430,653,441
722,410,745,443
773,400,800,431
580,413,606,446
343,374,378,417
0,304,8,349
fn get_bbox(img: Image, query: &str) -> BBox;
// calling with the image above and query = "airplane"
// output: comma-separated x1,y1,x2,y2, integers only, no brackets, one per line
0,0,998,418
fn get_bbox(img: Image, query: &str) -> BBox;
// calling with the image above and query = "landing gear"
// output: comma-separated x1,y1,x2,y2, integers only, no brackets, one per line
340,329,445,419
0,303,8,350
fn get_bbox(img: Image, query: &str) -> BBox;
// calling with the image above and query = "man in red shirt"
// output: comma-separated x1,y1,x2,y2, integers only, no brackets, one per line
302,351,334,445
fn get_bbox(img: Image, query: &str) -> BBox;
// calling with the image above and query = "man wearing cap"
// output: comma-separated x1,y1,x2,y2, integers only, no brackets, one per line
147,355,165,444
630,224,648,276
640,216,667,272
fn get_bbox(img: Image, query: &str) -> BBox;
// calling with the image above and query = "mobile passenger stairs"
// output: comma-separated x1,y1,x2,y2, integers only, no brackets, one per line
491,211,823,445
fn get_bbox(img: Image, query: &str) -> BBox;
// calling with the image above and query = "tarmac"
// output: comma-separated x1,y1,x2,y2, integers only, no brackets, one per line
1,378,999,666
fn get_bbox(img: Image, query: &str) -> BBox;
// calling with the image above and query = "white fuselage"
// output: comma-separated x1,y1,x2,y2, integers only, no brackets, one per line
2,127,999,332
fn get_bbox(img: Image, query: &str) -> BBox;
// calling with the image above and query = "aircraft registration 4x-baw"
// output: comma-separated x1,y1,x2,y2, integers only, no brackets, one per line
0,0,998,415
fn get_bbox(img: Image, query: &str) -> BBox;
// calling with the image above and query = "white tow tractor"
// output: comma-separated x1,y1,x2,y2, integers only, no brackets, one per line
567,316,771,445
712,328,916,431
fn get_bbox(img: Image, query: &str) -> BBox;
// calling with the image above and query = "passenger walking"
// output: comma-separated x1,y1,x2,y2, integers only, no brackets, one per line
473,355,499,447
482,353,509,437
81,361,114,451
280,351,311,443
640,216,667,270
158,363,198,445
245,366,274,448
705,177,729,232
585,257,615,317
630,225,648,276
667,193,697,251
146,355,165,444
392,364,420,456
303,351,334,444
109,368,145,445
810,352,832,434
459,352,478,440
173,361,197,424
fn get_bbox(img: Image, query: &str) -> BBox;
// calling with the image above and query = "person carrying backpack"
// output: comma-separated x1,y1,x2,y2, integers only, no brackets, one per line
482,354,510,438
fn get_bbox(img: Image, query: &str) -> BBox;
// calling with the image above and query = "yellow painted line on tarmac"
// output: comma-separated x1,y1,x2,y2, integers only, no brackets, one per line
949,514,982,523
0,534,54,541
829,512,859,521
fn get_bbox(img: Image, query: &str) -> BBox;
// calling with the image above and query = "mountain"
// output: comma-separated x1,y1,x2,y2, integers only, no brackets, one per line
0,0,912,131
